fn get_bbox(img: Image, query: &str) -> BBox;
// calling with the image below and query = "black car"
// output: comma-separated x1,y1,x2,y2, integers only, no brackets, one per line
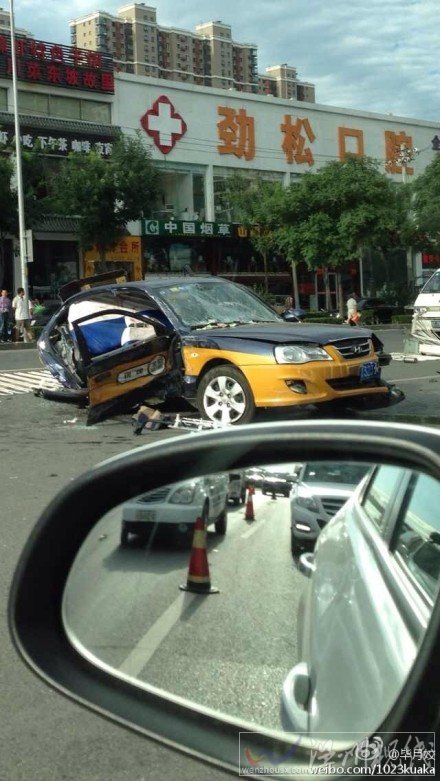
356,297,399,324
261,473,291,497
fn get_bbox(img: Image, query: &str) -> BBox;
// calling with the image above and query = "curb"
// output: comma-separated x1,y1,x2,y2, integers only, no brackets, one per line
0,343,37,351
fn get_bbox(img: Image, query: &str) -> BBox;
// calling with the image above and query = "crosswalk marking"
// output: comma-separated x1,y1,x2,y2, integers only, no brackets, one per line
0,369,63,396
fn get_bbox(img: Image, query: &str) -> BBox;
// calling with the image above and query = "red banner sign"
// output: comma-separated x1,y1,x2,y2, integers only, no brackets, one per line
0,35,114,94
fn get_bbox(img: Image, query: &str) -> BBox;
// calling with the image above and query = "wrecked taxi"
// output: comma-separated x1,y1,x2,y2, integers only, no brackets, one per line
37,275,396,425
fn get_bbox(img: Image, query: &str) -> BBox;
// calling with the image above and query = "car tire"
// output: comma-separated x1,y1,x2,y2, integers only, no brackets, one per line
215,508,227,535
120,525,130,547
291,530,302,555
232,497,240,506
196,365,255,425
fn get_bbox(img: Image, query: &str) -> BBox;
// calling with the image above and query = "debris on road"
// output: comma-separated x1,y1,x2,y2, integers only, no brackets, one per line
132,405,230,435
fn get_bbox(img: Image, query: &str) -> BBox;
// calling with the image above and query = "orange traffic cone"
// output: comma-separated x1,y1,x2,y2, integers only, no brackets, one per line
245,485,255,521
179,517,219,594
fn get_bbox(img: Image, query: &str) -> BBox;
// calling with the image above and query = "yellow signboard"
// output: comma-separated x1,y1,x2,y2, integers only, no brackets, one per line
83,237,142,280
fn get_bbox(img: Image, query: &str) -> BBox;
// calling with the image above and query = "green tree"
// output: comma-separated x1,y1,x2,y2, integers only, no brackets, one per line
412,154,440,248
54,133,159,260
281,156,406,313
225,175,287,291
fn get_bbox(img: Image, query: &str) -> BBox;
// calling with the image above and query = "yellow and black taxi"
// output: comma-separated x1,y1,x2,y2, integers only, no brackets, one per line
37,274,397,424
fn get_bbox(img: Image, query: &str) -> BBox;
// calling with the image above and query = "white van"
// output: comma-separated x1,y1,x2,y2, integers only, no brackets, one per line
411,268,440,355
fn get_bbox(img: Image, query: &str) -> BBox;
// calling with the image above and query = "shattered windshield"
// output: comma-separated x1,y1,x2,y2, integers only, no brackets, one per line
156,281,281,328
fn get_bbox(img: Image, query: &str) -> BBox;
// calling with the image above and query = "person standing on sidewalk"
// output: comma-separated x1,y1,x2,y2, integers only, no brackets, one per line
0,289,13,342
12,288,33,343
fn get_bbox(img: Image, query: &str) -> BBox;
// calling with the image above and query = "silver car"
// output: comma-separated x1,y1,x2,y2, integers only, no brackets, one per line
283,464,440,737
289,461,371,553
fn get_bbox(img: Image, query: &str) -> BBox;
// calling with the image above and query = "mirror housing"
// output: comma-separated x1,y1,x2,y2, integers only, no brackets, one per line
8,420,440,774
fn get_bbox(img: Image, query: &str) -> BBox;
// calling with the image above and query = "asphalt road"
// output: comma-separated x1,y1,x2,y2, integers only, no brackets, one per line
64,493,303,733
2,330,440,781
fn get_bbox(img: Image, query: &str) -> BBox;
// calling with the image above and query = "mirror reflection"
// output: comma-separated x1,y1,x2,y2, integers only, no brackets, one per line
63,460,440,739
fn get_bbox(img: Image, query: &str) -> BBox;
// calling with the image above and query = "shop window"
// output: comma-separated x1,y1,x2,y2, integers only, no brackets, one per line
81,100,111,123
50,95,81,120
18,90,49,115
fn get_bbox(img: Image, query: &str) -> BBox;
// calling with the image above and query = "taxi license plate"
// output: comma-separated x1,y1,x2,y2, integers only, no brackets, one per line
134,510,156,522
359,361,379,381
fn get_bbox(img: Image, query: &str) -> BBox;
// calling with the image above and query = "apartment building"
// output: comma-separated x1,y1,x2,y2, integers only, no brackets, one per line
0,6,33,38
70,3,315,100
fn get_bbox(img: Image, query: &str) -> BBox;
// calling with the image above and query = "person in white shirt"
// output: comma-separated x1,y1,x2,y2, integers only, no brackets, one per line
12,288,33,343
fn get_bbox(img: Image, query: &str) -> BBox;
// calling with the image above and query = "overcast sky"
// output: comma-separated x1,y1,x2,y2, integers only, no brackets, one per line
12,0,440,122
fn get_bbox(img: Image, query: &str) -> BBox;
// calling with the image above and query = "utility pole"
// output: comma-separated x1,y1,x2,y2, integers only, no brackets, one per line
9,0,29,302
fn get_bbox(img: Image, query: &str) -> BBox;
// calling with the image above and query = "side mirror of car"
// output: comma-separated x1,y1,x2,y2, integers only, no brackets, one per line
282,311,300,323
9,420,440,776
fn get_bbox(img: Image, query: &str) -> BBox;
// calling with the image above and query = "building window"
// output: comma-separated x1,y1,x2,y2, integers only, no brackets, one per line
50,95,81,120
81,100,111,123
17,90,49,115
0,87,7,109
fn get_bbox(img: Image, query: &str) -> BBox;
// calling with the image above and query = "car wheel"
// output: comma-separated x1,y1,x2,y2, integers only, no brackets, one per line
120,525,130,547
232,497,240,506
197,365,255,425
215,508,227,535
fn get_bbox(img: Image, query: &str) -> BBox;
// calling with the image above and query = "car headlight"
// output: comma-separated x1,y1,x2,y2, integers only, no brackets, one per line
414,307,428,314
274,345,332,364
295,494,319,511
169,484,196,504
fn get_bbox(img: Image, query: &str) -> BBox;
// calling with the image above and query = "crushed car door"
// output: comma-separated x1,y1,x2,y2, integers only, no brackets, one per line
71,308,174,423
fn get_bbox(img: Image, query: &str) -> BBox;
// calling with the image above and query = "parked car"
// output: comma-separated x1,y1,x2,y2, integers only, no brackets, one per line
289,461,371,552
356,297,399,324
120,473,229,545
283,462,440,737
227,471,247,505
36,273,396,425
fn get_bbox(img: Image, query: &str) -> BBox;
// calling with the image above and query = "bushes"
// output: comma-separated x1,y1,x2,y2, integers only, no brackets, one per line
392,314,413,324
303,316,344,324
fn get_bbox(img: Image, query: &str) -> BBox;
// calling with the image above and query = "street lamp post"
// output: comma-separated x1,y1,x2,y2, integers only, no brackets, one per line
9,0,29,301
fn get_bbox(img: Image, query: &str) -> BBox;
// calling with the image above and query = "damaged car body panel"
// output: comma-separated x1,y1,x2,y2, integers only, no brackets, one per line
37,276,399,424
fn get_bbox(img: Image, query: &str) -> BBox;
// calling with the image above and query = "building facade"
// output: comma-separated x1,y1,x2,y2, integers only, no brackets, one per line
0,30,119,297
109,73,440,308
69,3,315,100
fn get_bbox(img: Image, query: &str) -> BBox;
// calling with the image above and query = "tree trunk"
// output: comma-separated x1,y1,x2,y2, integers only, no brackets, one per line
263,251,268,292
336,272,344,318
324,267,331,311
0,237,5,289
291,260,300,309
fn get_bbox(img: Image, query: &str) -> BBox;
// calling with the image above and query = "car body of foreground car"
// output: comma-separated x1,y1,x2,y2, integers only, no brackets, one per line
37,275,395,425
289,461,371,552
283,461,440,736
120,473,229,545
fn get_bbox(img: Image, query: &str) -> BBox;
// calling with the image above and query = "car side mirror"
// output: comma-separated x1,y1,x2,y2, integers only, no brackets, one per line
9,420,440,776
282,311,300,323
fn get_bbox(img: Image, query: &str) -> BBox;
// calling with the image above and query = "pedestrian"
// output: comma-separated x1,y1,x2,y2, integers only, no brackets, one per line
0,289,13,342
346,292,360,326
12,287,34,343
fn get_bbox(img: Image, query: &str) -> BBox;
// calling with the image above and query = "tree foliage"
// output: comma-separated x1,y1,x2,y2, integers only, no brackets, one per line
53,133,159,258
412,154,440,247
